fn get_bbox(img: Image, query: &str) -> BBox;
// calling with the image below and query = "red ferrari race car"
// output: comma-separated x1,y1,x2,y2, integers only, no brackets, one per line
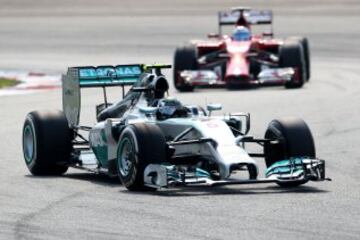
173,7,310,91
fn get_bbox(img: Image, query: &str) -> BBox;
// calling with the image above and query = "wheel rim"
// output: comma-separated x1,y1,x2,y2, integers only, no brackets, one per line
118,138,134,177
23,125,35,163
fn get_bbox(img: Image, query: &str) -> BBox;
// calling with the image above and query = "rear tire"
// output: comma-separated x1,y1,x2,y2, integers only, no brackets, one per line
117,123,167,191
264,117,316,187
22,110,72,175
279,40,306,88
173,46,198,92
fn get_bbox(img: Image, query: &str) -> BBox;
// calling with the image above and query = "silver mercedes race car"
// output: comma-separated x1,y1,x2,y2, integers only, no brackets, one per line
22,64,329,191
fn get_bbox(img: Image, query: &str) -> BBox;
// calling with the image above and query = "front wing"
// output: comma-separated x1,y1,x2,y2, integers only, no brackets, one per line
143,158,329,189
178,67,295,87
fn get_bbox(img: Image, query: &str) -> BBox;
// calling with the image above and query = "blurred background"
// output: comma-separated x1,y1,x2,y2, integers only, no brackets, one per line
0,0,359,72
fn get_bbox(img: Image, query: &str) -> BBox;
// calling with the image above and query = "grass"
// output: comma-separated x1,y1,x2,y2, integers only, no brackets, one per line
0,78,19,88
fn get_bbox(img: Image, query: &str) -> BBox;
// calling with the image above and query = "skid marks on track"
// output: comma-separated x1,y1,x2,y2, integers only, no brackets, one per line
13,191,83,240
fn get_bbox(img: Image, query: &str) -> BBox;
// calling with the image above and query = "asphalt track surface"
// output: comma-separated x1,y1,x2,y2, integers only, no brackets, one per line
0,1,360,239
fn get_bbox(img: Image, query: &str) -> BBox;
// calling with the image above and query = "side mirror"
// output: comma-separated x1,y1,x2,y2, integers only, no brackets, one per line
207,33,220,38
207,103,222,116
229,112,250,135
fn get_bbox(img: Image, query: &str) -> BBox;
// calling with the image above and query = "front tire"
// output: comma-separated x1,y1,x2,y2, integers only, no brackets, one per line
279,40,306,88
288,36,310,81
117,123,167,191
22,110,72,175
264,117,316,187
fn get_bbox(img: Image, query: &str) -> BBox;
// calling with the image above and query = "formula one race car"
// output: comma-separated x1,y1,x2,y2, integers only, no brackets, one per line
22,64,328,191
174,7,310,91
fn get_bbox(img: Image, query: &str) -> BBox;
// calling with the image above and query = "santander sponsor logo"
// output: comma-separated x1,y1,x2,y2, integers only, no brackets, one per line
226,41,251,53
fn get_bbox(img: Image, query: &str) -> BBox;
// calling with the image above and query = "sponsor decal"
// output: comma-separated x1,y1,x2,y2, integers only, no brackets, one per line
89,130,106,147
79,65,142,80
64,89,73,96
79,68,97,79
116,66,142,77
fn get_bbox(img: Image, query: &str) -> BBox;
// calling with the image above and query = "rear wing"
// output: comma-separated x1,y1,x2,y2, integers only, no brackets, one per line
218,8,273,35
62,64,171,127
62,64,144,126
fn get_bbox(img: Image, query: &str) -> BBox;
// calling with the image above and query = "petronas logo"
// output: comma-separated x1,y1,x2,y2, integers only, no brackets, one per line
116,66,142,76
78,65,142,80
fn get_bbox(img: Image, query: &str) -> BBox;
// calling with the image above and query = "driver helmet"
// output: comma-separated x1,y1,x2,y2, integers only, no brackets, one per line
156,97,187,120
232,26,251,41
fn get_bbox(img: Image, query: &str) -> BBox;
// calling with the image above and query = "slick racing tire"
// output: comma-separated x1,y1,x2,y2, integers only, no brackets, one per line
288,36,310,81
279,40,306,88
264,118,316,187
22,110,72,175
173,46,198,92
117,123,167,191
